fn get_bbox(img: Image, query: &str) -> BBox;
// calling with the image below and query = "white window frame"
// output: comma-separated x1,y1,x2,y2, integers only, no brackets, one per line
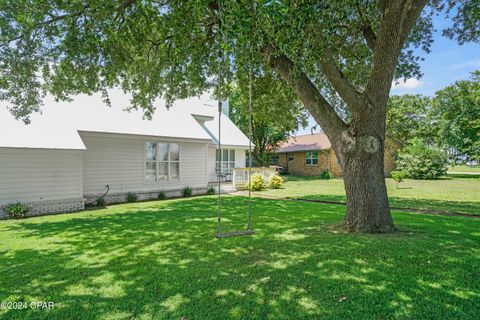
216,149,236,174
145,142,180,182
306,151,319,165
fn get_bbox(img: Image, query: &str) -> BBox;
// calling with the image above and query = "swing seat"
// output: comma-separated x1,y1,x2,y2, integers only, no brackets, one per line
216,229,254,239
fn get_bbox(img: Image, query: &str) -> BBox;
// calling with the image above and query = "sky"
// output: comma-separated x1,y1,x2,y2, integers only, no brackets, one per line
297,12,480,135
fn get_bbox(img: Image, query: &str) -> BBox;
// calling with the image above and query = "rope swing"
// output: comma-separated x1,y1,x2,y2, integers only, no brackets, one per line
215,2,254,239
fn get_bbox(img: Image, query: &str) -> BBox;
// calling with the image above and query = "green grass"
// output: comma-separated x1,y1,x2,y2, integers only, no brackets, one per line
260,177,480,215
448,165,480,173
1,197,479,319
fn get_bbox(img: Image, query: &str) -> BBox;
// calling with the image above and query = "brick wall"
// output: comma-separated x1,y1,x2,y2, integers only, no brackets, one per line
278,150,331,176
84,187,208,205
0,187,208,219
329,149,343,177
384,138,402,176
276,138,401,177
0,198,85,218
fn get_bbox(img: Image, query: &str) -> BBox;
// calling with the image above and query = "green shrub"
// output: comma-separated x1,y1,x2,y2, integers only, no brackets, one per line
158,191,166,200
5,202,30,219
182,186,193,197
320,170,334,179
396,138,448,179
250,173,265,191
268,173,284,189
391,170,406,188
127,192,137,203
95,197,106,207
207,186,216,195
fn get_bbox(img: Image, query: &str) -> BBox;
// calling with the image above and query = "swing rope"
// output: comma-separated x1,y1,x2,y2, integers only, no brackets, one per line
247,43,253,232
216,47,223,236
216,1,254,238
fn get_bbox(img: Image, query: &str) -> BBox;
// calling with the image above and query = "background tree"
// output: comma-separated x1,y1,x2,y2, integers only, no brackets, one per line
229,72,308,166
386,94,435,145
431,71,480,163
1,0,478,233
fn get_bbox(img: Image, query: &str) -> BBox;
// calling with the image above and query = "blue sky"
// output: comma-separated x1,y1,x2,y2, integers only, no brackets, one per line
297,13,480,135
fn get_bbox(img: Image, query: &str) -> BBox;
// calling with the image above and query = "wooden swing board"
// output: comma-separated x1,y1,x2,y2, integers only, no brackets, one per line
216,230,254,239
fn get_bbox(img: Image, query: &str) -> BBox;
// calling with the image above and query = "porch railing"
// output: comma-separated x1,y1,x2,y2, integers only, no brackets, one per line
232,167,276,190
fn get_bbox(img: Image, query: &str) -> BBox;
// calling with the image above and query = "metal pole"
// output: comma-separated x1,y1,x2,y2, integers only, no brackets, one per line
217,48,222,237
216,0,223,236
247,44,253,231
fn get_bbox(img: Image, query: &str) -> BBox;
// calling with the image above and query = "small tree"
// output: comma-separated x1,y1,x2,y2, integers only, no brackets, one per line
391,171,406,189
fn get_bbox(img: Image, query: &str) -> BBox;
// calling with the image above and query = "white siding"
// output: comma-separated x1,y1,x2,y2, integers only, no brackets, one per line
81,133,208,196
0,148,83,205
235,149,246,169
207,146,216,183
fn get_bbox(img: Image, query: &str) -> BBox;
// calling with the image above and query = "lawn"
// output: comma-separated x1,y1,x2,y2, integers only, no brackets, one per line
259,176,480,215
448,165,480,173
1,197,479,319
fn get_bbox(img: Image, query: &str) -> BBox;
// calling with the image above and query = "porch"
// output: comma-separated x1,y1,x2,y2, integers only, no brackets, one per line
208,167,277,193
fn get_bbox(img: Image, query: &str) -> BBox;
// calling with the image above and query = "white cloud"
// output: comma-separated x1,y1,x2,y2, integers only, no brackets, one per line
449,59,480,70
391,78,423,90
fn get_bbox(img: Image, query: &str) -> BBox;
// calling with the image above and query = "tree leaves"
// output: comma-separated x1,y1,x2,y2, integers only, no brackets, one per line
431,71,480,162
229,70,308,165
0,0,478,124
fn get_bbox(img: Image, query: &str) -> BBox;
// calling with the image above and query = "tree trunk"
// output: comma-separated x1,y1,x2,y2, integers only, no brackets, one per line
336,132,395,233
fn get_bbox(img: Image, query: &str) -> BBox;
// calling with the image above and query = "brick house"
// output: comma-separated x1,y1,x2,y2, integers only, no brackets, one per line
273,133,402,177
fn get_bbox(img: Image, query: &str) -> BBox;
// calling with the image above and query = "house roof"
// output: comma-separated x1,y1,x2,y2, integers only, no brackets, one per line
275,133,332,153
198,106,251,148
0,91,250,150
275,132,404,154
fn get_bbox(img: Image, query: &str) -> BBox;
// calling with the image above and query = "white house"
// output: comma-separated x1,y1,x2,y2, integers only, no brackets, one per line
0,93,250,216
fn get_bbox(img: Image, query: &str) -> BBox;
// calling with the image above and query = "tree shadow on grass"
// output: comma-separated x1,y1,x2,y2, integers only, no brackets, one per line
296,194,480,215
0,197,479,319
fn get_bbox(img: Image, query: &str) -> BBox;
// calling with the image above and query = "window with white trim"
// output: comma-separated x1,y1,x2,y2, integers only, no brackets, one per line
306,151,319,165
216,149,235,174
145,142,180,181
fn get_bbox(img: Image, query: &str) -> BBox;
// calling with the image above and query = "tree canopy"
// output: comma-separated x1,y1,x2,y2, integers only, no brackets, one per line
386,94,434,145
0,1,477,124
386,72,479,163
432,71,480,162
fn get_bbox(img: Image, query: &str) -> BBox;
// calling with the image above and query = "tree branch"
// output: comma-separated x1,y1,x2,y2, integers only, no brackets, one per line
355,1,376,51
362,25,377,51
318,49,365,112
2,5,91,45
399,0,430,48
364,0,428,106
262,45,347,139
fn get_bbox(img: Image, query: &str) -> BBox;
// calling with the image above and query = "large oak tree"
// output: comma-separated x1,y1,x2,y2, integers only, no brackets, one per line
1,0,478,232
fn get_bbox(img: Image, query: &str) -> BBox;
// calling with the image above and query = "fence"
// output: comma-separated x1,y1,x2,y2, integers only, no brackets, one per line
232,167,276,190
